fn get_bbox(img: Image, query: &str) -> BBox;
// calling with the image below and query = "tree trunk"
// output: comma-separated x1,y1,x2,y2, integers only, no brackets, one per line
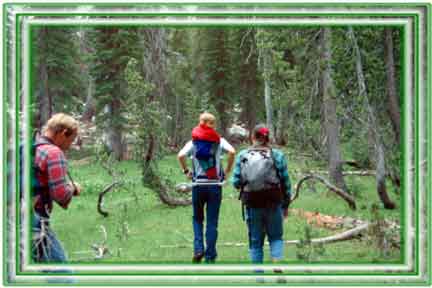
38,60,51,128
384,28,401,144
140,29,171,154
108,97,125,161
239,30,257,140
262,49,276,143
348,27,395,209
376,143,395,209
321,28,349,193
173,91,182,147
215,29,228,136
142,29,168,104
275,105,286,145
142,29,170,141
77,28,95,123
81,76,95,123
36,27,52,129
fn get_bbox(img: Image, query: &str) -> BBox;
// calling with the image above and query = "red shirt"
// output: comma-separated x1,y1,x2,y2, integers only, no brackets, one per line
34,138,73,215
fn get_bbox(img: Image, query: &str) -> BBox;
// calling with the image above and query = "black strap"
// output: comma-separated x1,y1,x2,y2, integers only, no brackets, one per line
241,202,245,221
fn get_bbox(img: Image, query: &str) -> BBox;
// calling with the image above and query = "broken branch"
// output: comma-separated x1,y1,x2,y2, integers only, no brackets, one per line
295,174,356,209
97,181,120,217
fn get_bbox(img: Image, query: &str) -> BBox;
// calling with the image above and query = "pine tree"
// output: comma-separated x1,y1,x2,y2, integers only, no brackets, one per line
89,27,139,160
32,27,84,129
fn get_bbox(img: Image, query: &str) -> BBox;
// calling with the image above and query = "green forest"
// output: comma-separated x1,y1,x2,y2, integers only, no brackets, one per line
31,26,402,263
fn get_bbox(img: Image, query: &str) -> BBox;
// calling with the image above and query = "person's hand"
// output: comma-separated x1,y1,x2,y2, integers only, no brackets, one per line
186,171,193,180
283,208,289,219
71,182,81,196
224,169,231,179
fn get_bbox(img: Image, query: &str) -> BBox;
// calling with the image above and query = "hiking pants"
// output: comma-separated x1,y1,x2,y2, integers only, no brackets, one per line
192,185,222,261
32,212,67,263
245,204,284,263
31,213,78,284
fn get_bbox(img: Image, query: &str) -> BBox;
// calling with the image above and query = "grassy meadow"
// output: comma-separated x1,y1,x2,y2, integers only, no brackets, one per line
50,146,402,265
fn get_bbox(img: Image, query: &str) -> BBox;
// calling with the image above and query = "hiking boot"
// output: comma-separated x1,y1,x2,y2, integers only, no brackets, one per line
192,252,204,263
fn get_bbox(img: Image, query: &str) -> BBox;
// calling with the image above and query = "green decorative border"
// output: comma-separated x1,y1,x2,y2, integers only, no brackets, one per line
20,16,410,267
10,19,417,285
2,2,430,286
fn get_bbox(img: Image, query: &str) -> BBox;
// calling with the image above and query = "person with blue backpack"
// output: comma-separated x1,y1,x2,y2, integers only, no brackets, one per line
31,113,82,263
178,112,236,263
231,124,292,266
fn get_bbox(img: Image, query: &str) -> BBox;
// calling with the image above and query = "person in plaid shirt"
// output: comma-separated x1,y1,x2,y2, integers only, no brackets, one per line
32,113,81,263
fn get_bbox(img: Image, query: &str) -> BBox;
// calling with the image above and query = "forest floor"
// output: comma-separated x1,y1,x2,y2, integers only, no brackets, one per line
50,146,402,265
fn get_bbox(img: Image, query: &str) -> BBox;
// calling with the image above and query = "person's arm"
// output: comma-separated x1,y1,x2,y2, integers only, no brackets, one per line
275,151,292,213
220,138,236,177
225,151,235,177
46,149,74,209
177,141,193,178
231,151,244,189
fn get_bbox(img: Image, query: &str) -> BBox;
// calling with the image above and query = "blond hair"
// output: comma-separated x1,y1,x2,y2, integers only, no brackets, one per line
43,113,79,136
199,112,216,126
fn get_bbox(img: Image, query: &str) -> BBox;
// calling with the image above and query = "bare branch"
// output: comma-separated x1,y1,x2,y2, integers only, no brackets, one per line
97,181,120,217
294,174,356,209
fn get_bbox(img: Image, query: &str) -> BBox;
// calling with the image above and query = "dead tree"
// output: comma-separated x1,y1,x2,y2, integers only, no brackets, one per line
384,28,401,143
320,28,350,195
348,27,395,209
142,135,192,207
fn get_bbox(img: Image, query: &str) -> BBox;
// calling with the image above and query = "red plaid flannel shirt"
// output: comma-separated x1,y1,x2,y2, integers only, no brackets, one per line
34,139,73,214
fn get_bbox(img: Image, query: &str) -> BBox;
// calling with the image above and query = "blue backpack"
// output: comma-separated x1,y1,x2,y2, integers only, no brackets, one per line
192,140,221,180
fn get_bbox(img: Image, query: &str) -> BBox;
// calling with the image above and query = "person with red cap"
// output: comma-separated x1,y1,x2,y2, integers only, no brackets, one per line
231,124,292,265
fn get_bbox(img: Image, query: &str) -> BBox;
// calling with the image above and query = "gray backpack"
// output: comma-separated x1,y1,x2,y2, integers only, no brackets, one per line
240,148,281,193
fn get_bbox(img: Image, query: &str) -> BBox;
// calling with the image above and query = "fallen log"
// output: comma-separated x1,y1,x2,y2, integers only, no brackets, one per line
159,223,369,249
291,170,375,176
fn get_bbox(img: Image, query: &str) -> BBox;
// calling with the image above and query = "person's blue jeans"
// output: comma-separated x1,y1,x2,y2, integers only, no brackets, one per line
31,213,76,284
246,204,284,263
32,213,67,263
192,185,222,261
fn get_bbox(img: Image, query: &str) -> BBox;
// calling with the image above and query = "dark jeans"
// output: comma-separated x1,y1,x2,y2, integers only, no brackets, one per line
192,185,222,261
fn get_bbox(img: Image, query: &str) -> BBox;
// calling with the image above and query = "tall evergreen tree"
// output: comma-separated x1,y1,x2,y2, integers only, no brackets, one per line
90,27,139,160
201,29,235,136
32,27,84,129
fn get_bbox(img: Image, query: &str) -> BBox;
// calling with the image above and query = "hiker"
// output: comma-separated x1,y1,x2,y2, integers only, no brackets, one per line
177,112,236,263
231,124,292,264
32,113,81,262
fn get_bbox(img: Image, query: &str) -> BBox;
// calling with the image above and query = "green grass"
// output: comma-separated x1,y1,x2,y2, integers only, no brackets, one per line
49,150,401,264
